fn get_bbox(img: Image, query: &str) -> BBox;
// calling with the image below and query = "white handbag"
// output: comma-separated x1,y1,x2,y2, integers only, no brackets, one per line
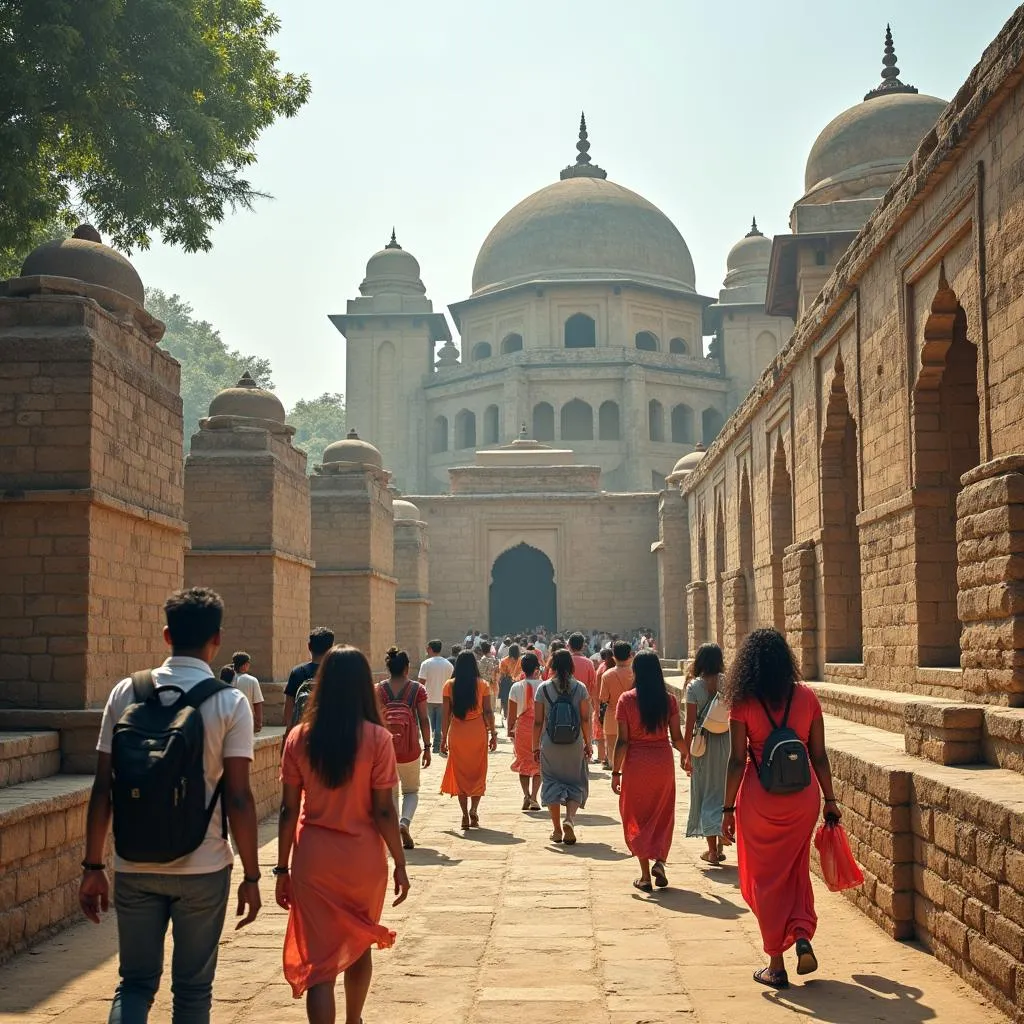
701,694,730,734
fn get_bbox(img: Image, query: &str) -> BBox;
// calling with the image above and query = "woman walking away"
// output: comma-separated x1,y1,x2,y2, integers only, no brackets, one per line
683,643,731,865
277,646,410,1024
593,647,615,765
532,650,591,845
612,651,685,891
377,647,431,850
440,650,498,829
496,644,521,721
721,628,840,990
507,652,543,811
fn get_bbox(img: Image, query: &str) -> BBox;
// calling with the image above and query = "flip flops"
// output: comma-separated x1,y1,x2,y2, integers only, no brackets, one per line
795,938,818,976
562,822,577,845
550,831,564,844
753,967,789,989
651,861,669,888
633,878,653,893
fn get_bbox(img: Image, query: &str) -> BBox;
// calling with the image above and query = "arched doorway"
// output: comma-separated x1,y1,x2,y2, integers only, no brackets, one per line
489,543,556,635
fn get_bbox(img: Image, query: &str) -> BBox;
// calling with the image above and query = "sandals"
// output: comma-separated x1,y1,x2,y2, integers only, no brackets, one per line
460,814,470,831
699,851,722,864
469,813,480,829
633,878,653,893
562,822,577,845
522,796,532,812
651,861,669,888
795,938,818,976
753,967,789,989
529,800,541,811
550,831,564,844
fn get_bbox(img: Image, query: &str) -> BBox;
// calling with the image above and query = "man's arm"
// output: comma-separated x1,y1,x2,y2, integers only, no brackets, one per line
223,757,261,929
79,752,113,923
252,700,263,733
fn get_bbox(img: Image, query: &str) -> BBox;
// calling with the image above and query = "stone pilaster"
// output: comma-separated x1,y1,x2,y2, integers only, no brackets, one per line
686,581,709,656
783,540,818,679
656,487,689,659
393,508,430,660
957,457,1024,705
722,568,749,663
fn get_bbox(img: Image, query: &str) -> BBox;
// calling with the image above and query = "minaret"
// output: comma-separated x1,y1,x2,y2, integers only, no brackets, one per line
328,231,450,493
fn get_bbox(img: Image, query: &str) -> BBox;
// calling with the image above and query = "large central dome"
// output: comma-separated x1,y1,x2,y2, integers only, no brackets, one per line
471,117,696,297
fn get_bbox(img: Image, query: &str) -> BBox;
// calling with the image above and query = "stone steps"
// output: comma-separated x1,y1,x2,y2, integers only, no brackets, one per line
0,732,61,789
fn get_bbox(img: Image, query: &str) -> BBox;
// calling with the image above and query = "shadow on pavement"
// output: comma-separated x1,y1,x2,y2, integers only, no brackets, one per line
552,842,631,861
449,828,525,846
765,973,935,1022
642,887,746,919
573,813,619,826
405,846,464,867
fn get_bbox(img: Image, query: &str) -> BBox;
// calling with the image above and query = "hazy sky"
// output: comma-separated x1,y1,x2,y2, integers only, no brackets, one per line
130,0,1014,410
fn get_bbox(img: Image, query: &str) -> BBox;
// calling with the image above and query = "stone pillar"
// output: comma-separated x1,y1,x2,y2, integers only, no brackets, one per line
957,457,1024,705
184,372,312,698
686,582,709,656
622,366,647,491
393,500,430,659
310,431,397,669
0,226,187,711
722,568,748,663
783,540,818,679
655,486,689,659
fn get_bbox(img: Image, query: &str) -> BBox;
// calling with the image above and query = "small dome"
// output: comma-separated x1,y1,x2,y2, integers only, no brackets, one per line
393,498,421,521
207,371,285,423
20,224,145,305
726,220,772,273
359,231,426,298
321,429,384,469
672,444,706,476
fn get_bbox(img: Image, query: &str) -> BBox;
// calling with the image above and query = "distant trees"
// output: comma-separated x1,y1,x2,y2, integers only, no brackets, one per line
288,394,347,468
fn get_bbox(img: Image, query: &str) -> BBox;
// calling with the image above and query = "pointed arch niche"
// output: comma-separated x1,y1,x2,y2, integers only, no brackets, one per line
769,435,794,633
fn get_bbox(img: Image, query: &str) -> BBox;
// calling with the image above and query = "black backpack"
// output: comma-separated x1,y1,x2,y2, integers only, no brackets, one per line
544,685,581,745
749,688,812,794
111,671,230,863
292,679,316,725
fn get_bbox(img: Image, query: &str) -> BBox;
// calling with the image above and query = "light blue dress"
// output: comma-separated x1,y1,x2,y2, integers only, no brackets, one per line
537,680,589,808
685,677,729,838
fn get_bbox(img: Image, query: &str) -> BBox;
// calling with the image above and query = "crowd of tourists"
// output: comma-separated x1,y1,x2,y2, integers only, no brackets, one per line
77,588,841,1024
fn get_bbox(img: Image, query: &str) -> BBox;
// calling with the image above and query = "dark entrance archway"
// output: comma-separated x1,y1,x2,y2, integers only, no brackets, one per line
489,543,556,635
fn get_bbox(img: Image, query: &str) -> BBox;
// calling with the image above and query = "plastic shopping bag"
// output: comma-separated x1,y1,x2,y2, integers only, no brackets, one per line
814,820,864,892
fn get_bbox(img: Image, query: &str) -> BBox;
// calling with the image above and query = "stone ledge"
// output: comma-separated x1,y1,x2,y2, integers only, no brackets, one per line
0,710,102,774
0,732,60,789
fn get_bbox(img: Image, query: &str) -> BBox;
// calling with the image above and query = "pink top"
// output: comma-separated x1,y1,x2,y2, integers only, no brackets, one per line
281,721,398,835
729,684,822,764
572,653,597,696
615,689,679,743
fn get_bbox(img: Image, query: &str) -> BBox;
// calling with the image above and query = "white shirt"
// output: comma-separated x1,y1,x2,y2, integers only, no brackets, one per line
497,643,510,660
97,656,254,874
233,672,264,708
534,641,548,658
417,656,453,703
508,677,542,708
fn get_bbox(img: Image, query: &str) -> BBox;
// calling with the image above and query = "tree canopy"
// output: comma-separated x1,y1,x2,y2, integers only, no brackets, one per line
288,393,347,468
0,0,310,257
147,288,273,445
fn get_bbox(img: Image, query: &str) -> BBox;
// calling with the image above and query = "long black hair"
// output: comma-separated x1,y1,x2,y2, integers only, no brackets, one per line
451,650,481,719
632,650,670,733
549,649,574,695
692,642,724,679
304,645,382,788
723,628,800,708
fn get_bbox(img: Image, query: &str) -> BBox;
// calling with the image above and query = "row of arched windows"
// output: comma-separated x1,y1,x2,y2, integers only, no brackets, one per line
431,405,502,453
467,317,692,361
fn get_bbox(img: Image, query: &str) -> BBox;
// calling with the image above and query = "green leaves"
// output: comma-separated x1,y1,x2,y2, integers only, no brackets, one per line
0,0,310,256
288,393,347,469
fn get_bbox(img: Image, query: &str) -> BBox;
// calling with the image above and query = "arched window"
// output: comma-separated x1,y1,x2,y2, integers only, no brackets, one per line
454,409,477,450
598,401,620,441
671,404,694,444
702,407,725,445
635,331,658,352
560,399,593,441
669,337,688,355
483,404,500,445
648,399,665,442
533,402,555,442
564,313,596,348
501,333,523,354
431,415,449,454
471,342,492,361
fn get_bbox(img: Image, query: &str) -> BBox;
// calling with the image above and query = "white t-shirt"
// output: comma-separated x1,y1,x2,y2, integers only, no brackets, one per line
508,677,542,708
97,656,254,874
417,655,453,703
233,672,264,708
534,641,548,658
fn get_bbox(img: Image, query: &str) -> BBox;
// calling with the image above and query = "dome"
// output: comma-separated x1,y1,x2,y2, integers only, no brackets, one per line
359,231,426,298
321,429,384,469
20,224,145,305
471,116,695,296
671,444,706,476
726,220,772,273
393,498,421,521
207,371,285,423
803,29,946,205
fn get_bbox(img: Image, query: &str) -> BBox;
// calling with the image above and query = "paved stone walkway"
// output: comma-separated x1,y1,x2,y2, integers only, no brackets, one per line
0,736,1001,1023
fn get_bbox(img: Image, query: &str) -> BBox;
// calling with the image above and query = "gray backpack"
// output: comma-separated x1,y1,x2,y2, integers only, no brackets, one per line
544,685,581,744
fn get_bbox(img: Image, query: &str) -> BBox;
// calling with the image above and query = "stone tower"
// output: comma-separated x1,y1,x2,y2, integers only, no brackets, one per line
0,226,186,712
183,372,312,695
329,232,451,494
310,431,397,664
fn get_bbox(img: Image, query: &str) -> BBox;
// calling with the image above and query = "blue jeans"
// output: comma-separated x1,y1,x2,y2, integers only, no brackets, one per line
428,702,443,752
109,867,232,1024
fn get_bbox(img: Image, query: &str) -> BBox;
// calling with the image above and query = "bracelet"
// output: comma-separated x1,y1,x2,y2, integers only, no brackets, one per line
612,771,621,776
81,860,105,872
243,873,261,884
272,866,290,877
722,806,736,812
824,798,839,805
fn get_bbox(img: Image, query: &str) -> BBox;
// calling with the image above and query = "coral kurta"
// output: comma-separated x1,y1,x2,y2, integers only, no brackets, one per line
280,722,399,997
731,684,823,956
616,690,678,861
441,678,490,797
508,678,541,776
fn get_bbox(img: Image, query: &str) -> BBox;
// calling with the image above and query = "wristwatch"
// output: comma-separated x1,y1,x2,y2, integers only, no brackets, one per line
81,860,105,872
243,873,261,884
272,866,290,877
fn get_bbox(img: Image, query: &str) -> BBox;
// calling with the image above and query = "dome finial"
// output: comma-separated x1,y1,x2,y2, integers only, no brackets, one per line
560,111,607,181
237,370,257,388
746,216,762,237
864,23,919,100
385,227,401,250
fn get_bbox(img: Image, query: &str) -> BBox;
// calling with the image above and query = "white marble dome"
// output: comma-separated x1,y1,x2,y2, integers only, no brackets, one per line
359,232,426,298
671,445,706,477
393,498,422,521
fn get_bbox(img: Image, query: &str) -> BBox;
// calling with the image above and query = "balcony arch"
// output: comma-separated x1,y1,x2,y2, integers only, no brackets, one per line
454,409,477,450
560,399,594,441
500,333,523,354
669,337,688,355
470,342,492,361
532,402,555,442
564,313,596,348
635,330,659,352
598,401,620,441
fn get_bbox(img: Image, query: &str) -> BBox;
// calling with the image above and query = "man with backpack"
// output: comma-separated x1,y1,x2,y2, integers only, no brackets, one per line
283,626,335,735
78,587,261,1023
